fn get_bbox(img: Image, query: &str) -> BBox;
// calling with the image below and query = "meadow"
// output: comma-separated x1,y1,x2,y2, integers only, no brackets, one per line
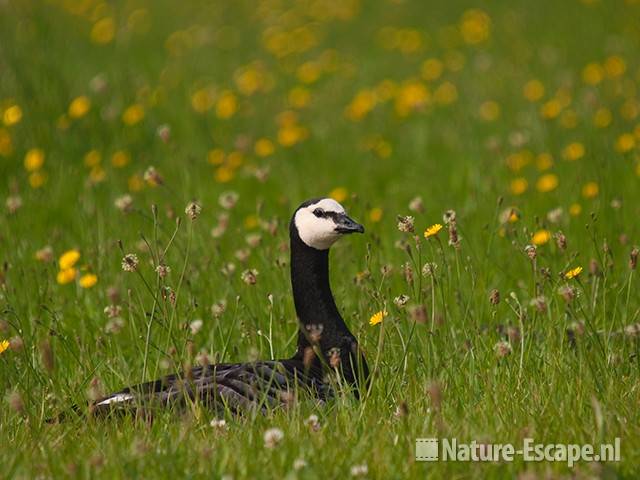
1,0,640,477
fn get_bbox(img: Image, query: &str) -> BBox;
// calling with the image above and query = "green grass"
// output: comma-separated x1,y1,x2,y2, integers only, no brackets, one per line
2,0,640,477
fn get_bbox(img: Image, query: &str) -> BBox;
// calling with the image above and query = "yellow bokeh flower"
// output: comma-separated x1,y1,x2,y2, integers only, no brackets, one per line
0,128,13,157
29,171,47,189
369,207,383,223
479,100,500,121
215,166,234,183
582,181,599,198
244,214,259,229
569,203,582,216
510,177,528,195
593,108,612,128
564,266,583,280
3,105,23,126
288,86,311,109
128,174,144,192
531,229,551,246
59,249,80,270
24,148,44,172
91,17,115,45
278,124,307,147
329,187,348,203
111,150,130,168
191,88,214,113
604,55,626,78
296,61,321,84
615,133,635,153
562,142,585,161
433,82,458,105
254,138,275,157
0,339,9,354
536,153,553,171
395,81,430,117
345,89,377,121
369,309,387,326
68,96,91,119
208,149,225,165
216,91,237,119
122,104,145,125
421,58,444,81
84,149,101,167
582,62,604,85
424,223,443,238
523,79,545,102
536,173,559,193
79,273,98,288
57,268,77,285
540,99,562,119
460,9,491,44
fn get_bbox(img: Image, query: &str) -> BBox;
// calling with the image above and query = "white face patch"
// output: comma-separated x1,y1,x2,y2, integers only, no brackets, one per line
295,199,346,250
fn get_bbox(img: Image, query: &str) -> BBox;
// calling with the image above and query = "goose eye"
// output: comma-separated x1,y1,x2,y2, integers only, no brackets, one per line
313,208,324,218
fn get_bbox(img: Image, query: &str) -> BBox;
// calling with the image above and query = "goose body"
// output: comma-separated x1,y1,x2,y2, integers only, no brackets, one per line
92,198,368,415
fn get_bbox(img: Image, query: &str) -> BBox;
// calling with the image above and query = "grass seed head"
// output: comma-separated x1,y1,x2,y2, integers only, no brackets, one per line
121,253,139,272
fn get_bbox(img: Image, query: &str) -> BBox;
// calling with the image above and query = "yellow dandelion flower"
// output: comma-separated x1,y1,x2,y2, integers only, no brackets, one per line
84,149,101,167
59,249,80,270
582,181,599,199
460,9,491,45
395,81,430,117
345,89,377,121
479,100,500,121
0,339,9,354
215,166,234,183
3,104,23,126
329,187,348,203
28,171,47,189
536,153,553,171
296,61,321,84
564,266,583,280
562,142,585,161
68,96,91,119
433,81,458,105
89,165,106,183
79,273,98,288
369,207,383,223
191,88,214,113
615,133,635,153
523,79,545,102
421,58,444,81
208,148,225,165
369,310,387,326
226,151,243,168
593,108,612,128
122,104,145,125
56,268,77,285
111,150,130,168
24,148,44,172
254,138,275,157
510,177,528,195
91,17,115,45
540,99,562,119
128,174,144,192
278,124,307,147
424,224,443,238
288,86,311,109
569,203,582,216
536,173,559,193
604,55,626,78
216,91,237,119
531,229,551,246
244,214,259,229
582,62,604,85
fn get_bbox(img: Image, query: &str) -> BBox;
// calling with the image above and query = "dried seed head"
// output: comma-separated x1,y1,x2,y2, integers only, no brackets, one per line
408,304,427,324
393,294,410,308
156,124,171,143
40,339,54,373
219,191,239,210
546,207,564,224
121,253,139,272
506,326,521,344
240,268,258,285
304,414,321,432
143,166,163,186
5,195,22,214
114,194,133,213
558,285,576,302
630,247,639,270
293,458,308,471
555,232,567,251
105,317,125,334
189,319,203,335
7,390,24,413
103,304,122,318
35,246,54,262
396,215,415,233
489,288,500,306
529,296,547,313
494,340,512,358
624,323,640,338
422,262,437,277
426,381,442,411
524,244,537,260
408,196,424,213
185,201,202,220
589,258,600,276
402,262,414,285
263,428,284,449
447,223,460,249
211,300,227,317
443,209,457,225
155,264,171,278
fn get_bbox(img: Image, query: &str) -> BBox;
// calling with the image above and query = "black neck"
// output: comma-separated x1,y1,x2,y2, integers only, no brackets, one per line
289,226,352,355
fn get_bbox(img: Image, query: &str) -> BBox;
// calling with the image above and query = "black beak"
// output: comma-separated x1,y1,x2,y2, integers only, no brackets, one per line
335,214,365,234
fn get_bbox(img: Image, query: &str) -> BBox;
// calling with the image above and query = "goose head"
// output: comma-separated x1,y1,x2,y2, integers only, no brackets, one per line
293,198,365,251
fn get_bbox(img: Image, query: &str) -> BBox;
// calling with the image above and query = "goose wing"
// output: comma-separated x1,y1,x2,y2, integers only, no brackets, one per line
91,360,327,416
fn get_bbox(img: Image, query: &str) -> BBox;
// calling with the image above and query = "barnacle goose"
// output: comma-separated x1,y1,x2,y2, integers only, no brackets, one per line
91,198,369,415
